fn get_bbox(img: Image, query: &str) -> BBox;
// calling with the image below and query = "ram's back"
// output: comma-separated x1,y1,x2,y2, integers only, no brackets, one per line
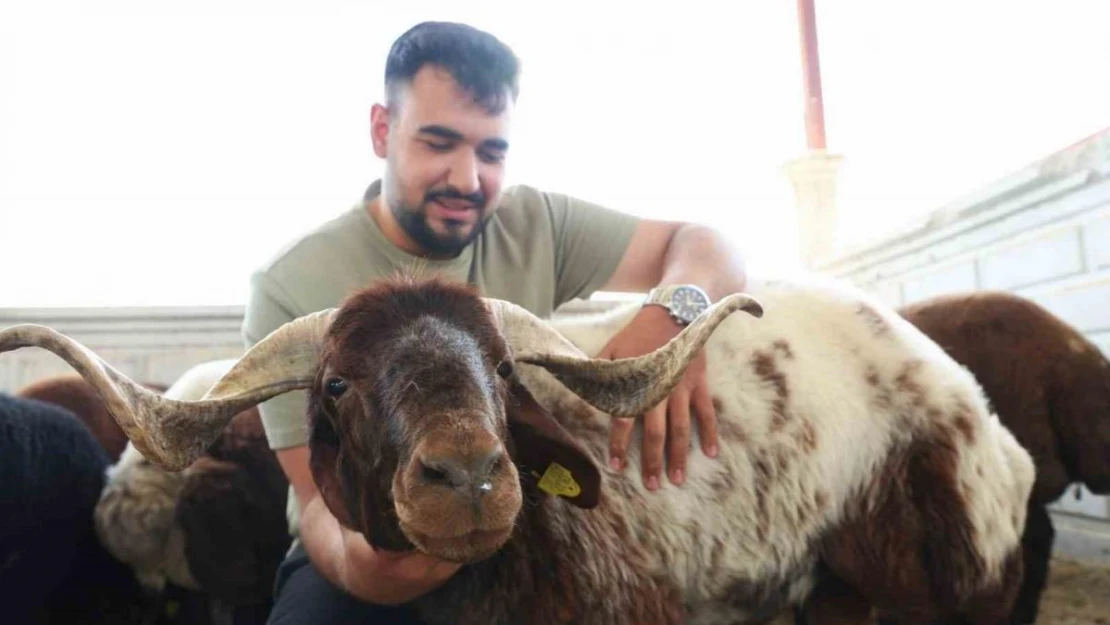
542,278,1034,621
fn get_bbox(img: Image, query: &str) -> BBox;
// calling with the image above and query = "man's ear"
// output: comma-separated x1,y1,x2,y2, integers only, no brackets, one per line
370,102,390,159
505,379,601,509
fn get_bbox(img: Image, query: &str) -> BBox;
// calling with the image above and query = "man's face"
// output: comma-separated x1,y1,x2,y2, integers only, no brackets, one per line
373,65,513,257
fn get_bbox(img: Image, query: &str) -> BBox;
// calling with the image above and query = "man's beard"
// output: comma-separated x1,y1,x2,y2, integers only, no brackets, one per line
391,187,491,258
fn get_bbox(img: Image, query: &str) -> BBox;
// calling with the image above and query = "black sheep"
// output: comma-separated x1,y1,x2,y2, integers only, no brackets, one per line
0,392,147,624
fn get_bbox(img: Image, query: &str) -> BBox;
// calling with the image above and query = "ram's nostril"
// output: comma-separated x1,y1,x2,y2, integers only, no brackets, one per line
480,449,505,479
420,461,452,485
415,443,506,492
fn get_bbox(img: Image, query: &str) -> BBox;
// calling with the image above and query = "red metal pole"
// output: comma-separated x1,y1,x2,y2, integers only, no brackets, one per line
796,0,827,151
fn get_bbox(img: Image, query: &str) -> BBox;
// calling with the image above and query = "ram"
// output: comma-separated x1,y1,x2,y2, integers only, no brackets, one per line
0,275,1035,625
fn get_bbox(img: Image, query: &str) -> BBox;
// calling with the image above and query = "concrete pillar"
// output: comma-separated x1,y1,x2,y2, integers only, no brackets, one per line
784,149,843,270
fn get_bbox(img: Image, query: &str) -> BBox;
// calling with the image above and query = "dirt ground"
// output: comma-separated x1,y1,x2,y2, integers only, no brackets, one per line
1037,557,1110,625
765,556,1109,625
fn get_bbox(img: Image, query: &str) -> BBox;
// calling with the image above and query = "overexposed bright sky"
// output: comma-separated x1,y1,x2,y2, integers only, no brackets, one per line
1,0,1107,307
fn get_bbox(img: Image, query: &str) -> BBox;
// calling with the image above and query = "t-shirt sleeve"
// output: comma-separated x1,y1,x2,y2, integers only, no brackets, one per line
546,191,641,307
241,271,311,450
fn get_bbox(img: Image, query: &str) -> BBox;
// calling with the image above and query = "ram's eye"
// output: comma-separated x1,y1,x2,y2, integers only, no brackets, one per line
325,378,348,397
496,360,513,379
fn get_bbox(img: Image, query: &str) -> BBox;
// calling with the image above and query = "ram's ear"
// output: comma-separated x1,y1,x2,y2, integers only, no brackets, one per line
505,379,601,509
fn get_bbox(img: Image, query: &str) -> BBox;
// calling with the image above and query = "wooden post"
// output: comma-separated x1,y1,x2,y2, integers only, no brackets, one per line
785,0,843,270
797,0,827,151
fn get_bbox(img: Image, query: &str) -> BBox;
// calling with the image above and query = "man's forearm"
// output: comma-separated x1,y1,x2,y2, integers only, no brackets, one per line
298,494,357,594
657,224,748,301
297,495,394,604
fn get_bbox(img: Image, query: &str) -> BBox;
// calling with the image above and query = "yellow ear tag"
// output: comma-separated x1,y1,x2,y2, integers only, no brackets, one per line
537,462,581,498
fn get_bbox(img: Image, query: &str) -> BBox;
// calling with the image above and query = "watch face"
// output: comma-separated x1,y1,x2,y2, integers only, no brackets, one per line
671,286,709,323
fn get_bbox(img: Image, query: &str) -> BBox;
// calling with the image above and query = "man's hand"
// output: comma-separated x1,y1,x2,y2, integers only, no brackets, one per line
296,486,461,606
597,304,718,491
337,525,462,605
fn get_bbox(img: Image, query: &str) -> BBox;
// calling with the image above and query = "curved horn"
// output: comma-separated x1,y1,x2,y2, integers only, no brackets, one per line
0,308,337,471
485,293,763,418
484,299,593,362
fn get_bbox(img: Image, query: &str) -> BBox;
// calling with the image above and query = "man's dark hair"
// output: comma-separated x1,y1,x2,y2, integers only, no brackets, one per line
384,21,520,114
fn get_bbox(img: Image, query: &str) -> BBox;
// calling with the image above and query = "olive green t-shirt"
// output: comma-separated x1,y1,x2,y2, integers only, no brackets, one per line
242,178,640,453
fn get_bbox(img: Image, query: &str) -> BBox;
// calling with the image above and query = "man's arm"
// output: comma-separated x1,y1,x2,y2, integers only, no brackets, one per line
277,446,460,605
243,274,459,605
597,220,749,490
601,219,748,301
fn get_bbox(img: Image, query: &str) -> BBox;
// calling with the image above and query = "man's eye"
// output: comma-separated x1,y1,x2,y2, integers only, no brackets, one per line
479,150,505,164
426,142,452,152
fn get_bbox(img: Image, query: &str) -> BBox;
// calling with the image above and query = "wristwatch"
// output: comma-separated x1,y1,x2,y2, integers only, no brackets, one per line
643,284,711,326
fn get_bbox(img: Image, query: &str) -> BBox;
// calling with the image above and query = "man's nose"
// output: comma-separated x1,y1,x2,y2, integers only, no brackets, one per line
447,152,480,196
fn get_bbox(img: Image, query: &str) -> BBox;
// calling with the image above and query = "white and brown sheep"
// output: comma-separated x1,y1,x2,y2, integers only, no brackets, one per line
173,398,291,614
0,275,1035,625
93,358,290,617
95,360,239,594
898,290,1110,625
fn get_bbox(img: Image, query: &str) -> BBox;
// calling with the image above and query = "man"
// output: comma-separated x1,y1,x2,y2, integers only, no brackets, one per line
242,20,749,624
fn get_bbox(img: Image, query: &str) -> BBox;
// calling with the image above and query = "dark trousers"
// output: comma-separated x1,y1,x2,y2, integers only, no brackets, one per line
266,542,424,625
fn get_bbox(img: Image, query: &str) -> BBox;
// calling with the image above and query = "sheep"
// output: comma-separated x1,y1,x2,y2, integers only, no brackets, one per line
174,398,291,611
17,374,168,462
94,360,239,594
0,274,1036,625
94,358,290,615
897,290,1110,625
0,392,147,625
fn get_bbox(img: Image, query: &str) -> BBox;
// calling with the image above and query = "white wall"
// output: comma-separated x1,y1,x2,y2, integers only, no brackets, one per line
0,306,245,393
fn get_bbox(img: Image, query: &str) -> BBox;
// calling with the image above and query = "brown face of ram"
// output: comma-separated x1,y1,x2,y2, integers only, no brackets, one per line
307,283,525,564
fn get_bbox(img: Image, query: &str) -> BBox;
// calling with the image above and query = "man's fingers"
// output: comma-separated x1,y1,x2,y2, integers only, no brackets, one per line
641,402,667,491
666,390,691,485
608,417,635,471
692,385,719,458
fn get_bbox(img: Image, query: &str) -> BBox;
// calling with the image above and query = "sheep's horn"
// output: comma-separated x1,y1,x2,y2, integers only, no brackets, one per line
0,308,336,470
486,293,763,418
